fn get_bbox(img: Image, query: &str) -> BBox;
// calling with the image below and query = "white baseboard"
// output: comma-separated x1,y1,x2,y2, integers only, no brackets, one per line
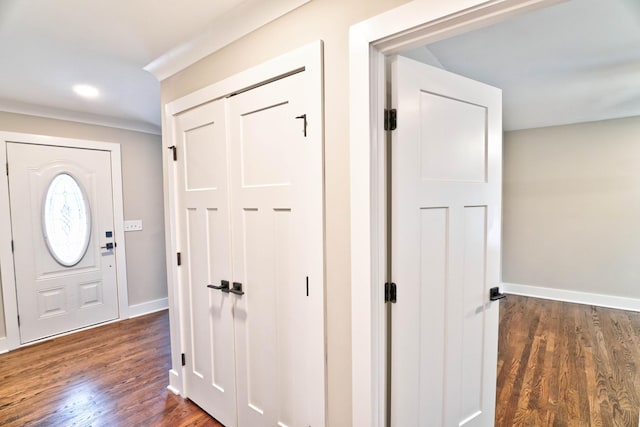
168,369,181,395
502,282,640,312
128,297,169,319
166,384,180,395
0,336,8,354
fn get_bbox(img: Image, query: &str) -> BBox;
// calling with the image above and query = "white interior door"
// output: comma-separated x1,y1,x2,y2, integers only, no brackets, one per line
7,142,119,344
174,99,237,427
390,55,502,426
228,71,325,427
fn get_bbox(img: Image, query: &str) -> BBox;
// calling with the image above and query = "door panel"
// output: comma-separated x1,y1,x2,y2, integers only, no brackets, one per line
419,92,487,183
228,72,321,427
419,208,448,426
390,56,502,427
7,142,118,343
461,206,488,420
240,102,293,187
175,99,236,427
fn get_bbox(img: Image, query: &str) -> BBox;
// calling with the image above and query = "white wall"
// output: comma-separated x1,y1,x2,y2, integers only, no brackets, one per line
161,0,410,424
0,111,167,338
503,116,640,300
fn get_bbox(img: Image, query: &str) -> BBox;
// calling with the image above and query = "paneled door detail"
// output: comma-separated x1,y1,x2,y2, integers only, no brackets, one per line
172,66,324,427
174,99,237,427
7,142,119,343
228,71,325,427
390,56,502,426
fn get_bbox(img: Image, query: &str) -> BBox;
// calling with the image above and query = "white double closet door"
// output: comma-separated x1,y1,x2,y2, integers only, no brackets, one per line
174,71,324,427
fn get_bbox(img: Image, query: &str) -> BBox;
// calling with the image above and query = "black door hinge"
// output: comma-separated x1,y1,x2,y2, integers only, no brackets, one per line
384,109,397,131
17,315,20,326
168,145,177,161
11,240,14,253
177,252,182,266
385,282,397,303
181,353,186,366
5,162,8,176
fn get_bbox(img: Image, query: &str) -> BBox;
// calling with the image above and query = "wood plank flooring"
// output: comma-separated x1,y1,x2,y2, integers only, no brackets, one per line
0,310,220,427
497,295,640,427
3,296,640,426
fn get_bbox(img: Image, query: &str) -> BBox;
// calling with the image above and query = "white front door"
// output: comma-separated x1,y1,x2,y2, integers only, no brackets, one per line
7,142,119,344
175,99,237,427
228,71,325,427
389,56,502,426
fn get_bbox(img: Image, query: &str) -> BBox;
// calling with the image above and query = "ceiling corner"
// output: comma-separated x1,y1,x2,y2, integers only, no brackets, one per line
144,0,312,81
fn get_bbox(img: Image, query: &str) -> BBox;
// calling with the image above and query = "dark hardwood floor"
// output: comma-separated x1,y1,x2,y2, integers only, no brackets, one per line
0,310,220,427
497,295,640,427
4,296,639,426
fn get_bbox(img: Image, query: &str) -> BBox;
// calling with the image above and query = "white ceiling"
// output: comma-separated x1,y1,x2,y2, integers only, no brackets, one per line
405,0,640,131
0,0,637,135
0,0,307,134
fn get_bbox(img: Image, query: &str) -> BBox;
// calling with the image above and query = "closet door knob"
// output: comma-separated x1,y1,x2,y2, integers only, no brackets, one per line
229,282,245,296
207,280,230,292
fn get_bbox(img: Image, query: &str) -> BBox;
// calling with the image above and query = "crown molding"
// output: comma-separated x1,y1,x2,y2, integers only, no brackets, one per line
0,99,161,135
144,0,311,81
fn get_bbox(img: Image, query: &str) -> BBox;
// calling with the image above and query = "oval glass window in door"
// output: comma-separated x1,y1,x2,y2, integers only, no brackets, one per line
43,173,92,267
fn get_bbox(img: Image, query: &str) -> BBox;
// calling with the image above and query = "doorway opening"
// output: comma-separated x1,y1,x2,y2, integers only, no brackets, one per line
0,133,129,351
350,0,639,425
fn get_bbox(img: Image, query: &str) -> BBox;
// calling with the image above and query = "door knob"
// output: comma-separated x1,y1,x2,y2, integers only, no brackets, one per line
489,286,506,301
207,280,230,292
229,282,245,296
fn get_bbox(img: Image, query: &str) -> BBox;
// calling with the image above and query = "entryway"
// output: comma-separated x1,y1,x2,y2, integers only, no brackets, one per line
349,1,561,425
0,133,128,348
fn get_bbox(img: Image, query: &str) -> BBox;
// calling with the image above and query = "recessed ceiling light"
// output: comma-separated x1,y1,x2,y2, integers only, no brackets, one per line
73,84,100,98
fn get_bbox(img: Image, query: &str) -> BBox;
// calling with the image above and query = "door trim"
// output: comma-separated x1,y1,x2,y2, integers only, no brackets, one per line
162,40,324,397
348,1,564,425
0,132,129,352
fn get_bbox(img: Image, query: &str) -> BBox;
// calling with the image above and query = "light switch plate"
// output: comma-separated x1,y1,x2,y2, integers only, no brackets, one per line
124,220,143,232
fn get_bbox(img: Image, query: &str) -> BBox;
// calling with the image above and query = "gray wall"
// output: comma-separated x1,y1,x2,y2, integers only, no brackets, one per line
0,111,167,338
503,116,640,298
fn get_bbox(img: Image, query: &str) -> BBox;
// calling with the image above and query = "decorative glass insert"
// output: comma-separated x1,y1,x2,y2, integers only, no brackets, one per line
43,173,91,267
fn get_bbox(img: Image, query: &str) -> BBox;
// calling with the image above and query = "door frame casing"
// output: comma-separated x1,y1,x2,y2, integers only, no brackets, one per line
348,1,564,425
161,40,325,403
0,132,129,353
